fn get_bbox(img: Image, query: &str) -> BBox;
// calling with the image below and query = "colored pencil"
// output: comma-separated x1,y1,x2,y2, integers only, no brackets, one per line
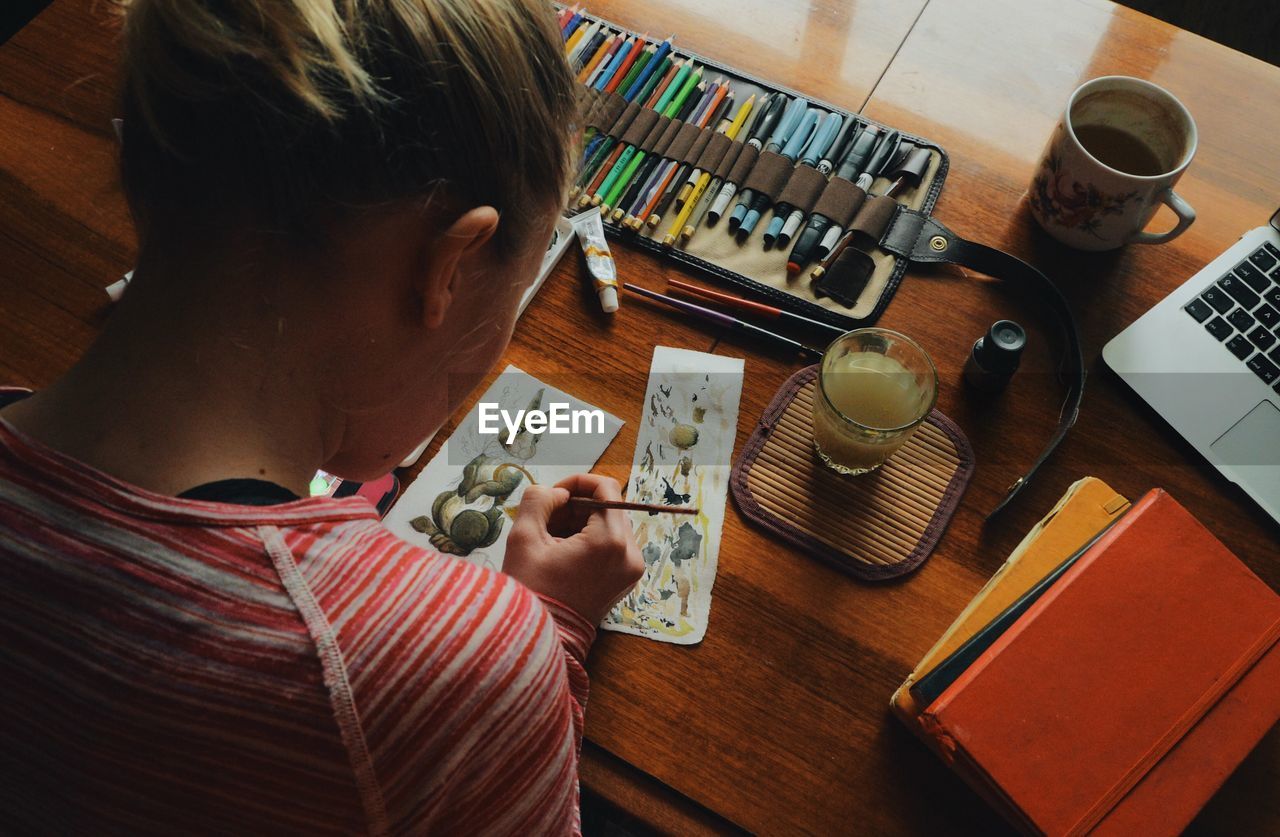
632,83,727,226
602,35,644,95
664,95,755,243
564,18,593,56
570,27,606,73
598,63,700,211
621,37,672,101
589,60,691,204
561,10,584,39
585,34,626,88
576,32,615,83
612,78,704,220
641,83,732,227
575,58,679,200
607,42,652,98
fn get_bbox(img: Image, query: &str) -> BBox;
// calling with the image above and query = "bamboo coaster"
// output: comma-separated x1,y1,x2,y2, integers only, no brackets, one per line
730,365,974,580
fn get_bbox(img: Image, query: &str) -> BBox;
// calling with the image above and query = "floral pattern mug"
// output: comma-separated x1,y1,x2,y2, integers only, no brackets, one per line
1028,76,1197,251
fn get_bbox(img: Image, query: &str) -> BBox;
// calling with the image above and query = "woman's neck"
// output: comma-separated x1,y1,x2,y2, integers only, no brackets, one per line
1,256,338,498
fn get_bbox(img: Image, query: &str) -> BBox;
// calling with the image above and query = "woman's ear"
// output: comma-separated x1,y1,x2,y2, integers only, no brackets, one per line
415,206,500,329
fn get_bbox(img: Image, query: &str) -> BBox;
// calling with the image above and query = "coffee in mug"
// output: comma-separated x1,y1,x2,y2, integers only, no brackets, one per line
1028,76,1197,251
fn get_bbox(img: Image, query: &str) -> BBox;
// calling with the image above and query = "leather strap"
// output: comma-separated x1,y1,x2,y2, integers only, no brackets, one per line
879,207,1085,518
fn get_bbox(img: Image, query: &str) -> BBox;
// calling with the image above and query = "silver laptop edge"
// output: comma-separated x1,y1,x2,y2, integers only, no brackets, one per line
1103,219,1280,524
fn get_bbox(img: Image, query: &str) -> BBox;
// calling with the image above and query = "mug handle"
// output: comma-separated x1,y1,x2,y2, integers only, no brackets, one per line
1129,188,1195,245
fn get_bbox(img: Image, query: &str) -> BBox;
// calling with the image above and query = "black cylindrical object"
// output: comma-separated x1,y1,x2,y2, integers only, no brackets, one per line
964,320,1026,391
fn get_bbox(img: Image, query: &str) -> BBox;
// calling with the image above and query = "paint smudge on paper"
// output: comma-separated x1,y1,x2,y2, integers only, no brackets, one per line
603,347,744,645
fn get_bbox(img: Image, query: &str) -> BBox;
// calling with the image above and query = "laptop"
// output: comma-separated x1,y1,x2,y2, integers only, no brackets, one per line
1103,209,1280,524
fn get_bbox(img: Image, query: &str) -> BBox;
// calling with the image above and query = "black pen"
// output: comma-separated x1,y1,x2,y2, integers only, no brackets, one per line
813,128,901,258
786,124,887,272
706,93,788,224
787,123,880,272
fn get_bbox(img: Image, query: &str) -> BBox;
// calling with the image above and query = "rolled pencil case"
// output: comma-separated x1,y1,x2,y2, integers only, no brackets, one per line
775,165,828,217
563,9,951,332
811,178,868,228
739,149,794,204
849,194,900,243
695,131,734,172
723,142,758,186
681,125,720,166
814,246,876,307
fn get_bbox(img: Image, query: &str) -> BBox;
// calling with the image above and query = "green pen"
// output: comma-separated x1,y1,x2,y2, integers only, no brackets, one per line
602,65,701,209
594,61,692,204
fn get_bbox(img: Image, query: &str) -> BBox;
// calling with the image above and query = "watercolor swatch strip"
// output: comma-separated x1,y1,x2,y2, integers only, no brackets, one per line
603,347,745,645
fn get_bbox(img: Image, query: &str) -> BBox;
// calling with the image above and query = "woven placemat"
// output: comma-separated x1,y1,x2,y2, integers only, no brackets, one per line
730,365,974,580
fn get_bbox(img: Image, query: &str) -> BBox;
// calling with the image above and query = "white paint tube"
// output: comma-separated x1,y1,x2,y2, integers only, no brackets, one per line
569,207,619,313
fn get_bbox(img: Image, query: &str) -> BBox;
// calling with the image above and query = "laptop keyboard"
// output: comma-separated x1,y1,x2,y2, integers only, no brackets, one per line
1184,241,1280,394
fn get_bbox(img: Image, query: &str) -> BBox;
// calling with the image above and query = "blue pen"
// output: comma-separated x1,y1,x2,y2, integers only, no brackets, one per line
728,98,809,231
593,35,634,91
737,107,820,237
622,38,672,101
763,111,843,246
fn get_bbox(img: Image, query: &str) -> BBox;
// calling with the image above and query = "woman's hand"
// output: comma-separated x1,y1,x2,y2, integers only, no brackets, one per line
504,474,644,625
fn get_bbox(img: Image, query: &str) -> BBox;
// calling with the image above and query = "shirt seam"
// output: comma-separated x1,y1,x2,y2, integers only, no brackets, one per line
259,524,391,836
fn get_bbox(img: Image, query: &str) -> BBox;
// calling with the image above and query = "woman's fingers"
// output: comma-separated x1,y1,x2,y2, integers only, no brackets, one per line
510,485,569,544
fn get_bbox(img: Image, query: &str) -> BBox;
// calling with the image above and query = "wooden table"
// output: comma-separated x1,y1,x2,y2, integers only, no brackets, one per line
2,1,1278,834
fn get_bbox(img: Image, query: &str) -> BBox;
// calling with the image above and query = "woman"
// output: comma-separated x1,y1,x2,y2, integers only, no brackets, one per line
0,0,642,833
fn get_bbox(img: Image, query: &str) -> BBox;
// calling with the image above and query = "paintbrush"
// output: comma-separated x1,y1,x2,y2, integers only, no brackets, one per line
567,497,699,515
622,283,823,361
667,277,847,341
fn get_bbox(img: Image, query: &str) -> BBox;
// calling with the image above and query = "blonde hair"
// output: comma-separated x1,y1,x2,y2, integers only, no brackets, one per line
117,0,576,251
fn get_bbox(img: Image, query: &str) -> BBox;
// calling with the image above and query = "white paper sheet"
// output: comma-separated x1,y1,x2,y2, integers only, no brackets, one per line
384,365,622,572
603,347,745,645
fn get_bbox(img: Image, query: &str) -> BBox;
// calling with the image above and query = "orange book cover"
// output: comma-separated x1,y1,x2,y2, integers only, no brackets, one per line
892,477,1129,722
918,489,1280,836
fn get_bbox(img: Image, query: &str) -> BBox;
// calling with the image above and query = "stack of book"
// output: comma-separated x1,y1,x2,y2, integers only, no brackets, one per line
893,478,1280,835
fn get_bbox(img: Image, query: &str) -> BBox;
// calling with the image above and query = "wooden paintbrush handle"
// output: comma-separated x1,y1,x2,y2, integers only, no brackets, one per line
566,496,699,515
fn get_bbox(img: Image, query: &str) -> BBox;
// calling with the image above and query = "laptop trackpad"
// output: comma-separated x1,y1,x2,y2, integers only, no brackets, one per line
1211,400,1280,467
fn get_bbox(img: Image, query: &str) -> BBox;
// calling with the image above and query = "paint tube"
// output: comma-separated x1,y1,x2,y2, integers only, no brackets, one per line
105,270,133,302
569,207,619,313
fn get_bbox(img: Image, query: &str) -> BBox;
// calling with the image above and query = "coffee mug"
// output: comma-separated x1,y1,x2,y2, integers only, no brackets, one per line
1028,75,1197,251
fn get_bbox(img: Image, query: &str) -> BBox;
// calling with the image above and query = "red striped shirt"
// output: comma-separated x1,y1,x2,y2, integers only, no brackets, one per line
0,415,594,834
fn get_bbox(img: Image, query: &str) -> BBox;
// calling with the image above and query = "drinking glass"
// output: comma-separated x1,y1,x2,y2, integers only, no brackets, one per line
812,328,938,475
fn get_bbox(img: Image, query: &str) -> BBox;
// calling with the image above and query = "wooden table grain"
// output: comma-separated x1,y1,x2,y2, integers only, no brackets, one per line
2,1,1278,835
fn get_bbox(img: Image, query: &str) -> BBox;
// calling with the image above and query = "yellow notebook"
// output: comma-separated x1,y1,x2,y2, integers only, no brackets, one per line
891,477,1130,721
